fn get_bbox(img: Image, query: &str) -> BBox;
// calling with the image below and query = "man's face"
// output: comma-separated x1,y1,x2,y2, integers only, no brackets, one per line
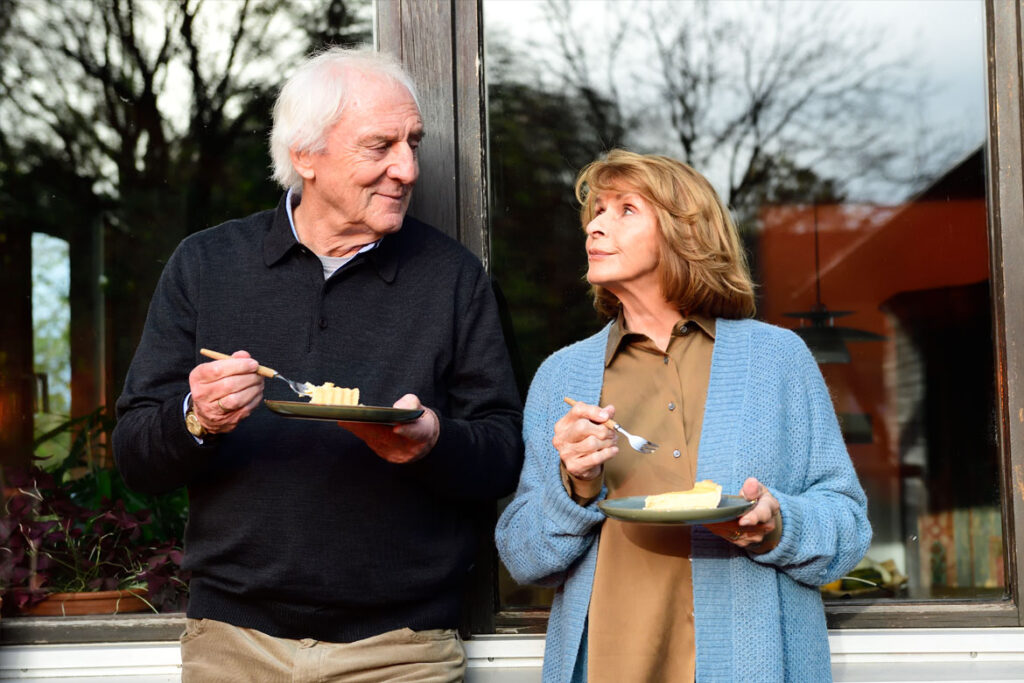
301,73,424,237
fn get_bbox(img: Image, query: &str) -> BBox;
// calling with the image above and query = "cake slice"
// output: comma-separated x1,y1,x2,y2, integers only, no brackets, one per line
643,479,723,511
305,381,360,406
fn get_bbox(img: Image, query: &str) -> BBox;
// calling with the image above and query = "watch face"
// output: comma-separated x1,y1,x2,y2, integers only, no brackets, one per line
186,411,205,437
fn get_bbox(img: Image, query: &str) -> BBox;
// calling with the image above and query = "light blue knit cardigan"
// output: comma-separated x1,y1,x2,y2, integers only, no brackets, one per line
496,318,872,682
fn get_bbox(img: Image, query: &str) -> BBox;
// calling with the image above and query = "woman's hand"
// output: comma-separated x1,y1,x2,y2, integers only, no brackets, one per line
706,477,781,550
553,401,619,480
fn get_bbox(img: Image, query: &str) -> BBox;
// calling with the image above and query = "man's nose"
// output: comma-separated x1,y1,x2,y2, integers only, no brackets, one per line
388,143,419,185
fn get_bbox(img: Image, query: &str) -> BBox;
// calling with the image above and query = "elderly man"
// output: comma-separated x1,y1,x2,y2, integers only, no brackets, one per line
113,48,523,681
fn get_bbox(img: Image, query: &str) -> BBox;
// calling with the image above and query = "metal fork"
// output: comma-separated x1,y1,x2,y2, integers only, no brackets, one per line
200,348,312,398
563,397,658,454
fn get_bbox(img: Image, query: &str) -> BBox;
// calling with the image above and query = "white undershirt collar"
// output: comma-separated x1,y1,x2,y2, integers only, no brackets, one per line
285,187,379,279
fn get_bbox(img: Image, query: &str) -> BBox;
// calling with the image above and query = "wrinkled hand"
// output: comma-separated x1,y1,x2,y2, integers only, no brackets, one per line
705,477,781,549
339,394,439,464
553,401,619,481
188,350,264,435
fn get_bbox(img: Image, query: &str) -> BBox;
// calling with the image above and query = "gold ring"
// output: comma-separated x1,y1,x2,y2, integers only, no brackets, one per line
731,530,742,541
216,398,227,412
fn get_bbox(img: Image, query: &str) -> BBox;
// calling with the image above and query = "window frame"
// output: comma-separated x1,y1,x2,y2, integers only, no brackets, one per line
2,0,1019,651
376,0,1024,632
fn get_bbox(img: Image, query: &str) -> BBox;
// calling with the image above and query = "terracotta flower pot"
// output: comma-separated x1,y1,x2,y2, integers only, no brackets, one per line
20,589,150,616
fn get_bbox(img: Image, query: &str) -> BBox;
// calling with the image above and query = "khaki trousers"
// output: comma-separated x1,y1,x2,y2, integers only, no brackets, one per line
180,618,466,682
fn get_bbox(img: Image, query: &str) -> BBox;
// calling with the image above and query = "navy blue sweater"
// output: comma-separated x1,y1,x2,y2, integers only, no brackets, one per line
113,195,523,641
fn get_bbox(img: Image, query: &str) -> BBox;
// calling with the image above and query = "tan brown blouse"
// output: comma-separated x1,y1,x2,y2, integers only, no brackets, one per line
564,311,715,683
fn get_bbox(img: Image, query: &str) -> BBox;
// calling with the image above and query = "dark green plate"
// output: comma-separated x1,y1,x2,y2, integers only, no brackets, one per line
264,400,423,425
598,494,755,525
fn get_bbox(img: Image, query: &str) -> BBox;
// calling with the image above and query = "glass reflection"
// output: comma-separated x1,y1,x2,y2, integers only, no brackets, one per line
485,0,995,609
0,0,372,613
0,0,372,465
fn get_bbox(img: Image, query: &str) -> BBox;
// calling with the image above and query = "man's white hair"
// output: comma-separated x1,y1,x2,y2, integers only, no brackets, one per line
269,47,420,191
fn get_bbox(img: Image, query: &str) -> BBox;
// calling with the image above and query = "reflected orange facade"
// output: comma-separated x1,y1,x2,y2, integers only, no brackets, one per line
759,196,998,594
760,199,989,447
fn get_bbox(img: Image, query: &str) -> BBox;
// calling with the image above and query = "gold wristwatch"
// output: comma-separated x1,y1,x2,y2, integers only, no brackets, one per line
185,397,208,437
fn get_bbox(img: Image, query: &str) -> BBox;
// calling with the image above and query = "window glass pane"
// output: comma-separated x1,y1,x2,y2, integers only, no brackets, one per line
0,0,372,616
32,233,71,464
484,0,996,612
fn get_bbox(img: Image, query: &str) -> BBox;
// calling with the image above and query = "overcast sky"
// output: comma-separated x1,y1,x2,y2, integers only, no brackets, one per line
483,0,987,204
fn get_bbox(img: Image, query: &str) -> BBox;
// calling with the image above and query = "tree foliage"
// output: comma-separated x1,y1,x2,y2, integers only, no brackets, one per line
485,0,952,381
0,0,371,407
486,38,615,387
536,0,942,226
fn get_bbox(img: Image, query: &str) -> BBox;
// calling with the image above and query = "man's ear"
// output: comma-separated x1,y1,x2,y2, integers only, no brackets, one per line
290,148,316,181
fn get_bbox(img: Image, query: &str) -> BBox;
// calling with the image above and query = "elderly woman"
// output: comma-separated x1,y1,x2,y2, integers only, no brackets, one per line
496,149,871,682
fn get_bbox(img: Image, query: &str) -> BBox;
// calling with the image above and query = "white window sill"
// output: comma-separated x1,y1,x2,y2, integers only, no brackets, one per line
1,629,1023,681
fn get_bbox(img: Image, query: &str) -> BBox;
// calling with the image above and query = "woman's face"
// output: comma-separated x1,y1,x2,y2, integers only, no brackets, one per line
585,188,663,300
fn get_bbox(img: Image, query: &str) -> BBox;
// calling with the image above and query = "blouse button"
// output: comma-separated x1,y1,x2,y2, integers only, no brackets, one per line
668,402,676,411
663,356,669,365
673,449,681,458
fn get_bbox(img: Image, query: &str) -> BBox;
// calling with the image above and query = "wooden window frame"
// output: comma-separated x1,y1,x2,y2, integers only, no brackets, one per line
376,0,1024,633
2,0,1020,651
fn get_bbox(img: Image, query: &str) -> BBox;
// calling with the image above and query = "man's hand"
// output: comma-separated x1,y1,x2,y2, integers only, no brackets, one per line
339,393,440,464
188,350,264,435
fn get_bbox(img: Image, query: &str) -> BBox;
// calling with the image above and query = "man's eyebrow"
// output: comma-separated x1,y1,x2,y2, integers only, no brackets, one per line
360,129,426,145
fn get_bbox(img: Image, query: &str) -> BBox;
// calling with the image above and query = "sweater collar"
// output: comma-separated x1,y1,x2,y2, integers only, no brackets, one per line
263,192,400,284
263,193,297,266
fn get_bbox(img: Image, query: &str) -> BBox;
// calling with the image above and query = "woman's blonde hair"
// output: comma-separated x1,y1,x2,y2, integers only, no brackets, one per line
574,149,756,320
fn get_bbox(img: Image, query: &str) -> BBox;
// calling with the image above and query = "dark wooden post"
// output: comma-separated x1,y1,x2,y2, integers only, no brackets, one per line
985,0,1024,628
376,0,497,634
69,220,107,464
376,0,489,266
0,223,35,468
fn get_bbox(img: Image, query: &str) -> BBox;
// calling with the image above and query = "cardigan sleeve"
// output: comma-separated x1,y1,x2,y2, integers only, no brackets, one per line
495,353,607,587
747,338,872,585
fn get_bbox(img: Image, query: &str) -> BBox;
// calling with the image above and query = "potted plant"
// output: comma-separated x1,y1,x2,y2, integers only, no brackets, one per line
0,409,190,616
0,464,190,616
